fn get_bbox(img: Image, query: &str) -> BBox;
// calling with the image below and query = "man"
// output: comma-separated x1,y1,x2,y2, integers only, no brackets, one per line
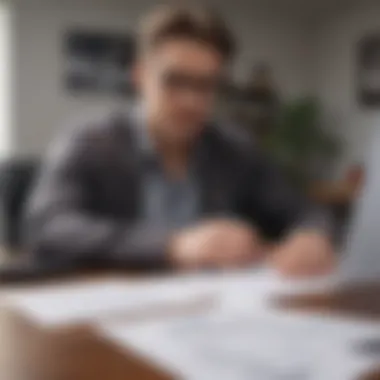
24,5,335,277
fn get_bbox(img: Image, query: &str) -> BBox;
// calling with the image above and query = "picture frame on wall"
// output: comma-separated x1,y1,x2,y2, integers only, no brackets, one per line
64,29,135,96
357,33,380,107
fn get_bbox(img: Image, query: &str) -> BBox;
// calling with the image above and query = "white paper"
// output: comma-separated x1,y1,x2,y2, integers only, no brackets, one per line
0,267,338,327
3,268,379,378
218,268,338,314
100,310,380,380
1,276,218,326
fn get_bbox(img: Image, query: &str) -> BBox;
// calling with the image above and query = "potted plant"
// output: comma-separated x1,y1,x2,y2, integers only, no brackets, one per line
263,97,341,188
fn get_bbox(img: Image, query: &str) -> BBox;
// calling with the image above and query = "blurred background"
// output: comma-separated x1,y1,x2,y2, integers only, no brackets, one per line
0,0,378,255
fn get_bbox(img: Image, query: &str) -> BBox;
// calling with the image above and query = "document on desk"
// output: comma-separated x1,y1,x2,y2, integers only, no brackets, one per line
0,277,218,326
100,310,380,380
0,267,337,327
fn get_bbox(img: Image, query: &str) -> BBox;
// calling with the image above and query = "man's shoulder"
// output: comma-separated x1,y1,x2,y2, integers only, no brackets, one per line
47,107,135,163
64,107,133,140
58,107,136,152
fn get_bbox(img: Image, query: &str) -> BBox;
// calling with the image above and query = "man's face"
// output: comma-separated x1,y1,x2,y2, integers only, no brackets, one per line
134,39,225,144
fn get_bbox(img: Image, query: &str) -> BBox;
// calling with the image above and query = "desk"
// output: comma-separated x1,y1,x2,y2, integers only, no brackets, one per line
0,275,379,380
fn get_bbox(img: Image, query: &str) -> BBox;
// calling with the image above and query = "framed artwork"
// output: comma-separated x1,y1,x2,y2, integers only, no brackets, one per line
64,29,135,96
357,33,380,107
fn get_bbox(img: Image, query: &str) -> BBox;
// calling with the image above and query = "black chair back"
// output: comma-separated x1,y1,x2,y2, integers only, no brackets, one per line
0,159,39,251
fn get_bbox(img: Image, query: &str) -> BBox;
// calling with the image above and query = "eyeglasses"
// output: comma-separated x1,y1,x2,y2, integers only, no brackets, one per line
161,70,224,96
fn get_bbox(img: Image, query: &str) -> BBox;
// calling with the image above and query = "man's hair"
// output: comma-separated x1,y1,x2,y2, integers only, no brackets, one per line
138,4,236,61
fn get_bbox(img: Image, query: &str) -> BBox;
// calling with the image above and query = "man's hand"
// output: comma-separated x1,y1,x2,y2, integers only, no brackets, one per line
269,230,336,278
169,219,264,270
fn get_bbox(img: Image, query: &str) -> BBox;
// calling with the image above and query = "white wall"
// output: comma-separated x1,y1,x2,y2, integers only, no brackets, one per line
312,0,380,178
11,0,311,155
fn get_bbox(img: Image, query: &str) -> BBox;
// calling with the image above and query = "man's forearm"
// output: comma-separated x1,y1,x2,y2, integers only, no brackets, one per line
26,211,172,269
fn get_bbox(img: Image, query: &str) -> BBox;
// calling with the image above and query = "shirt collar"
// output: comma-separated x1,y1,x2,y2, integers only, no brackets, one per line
129,101,209,171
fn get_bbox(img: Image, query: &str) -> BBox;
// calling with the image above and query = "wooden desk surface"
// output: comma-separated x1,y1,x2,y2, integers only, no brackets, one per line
0,275,379,380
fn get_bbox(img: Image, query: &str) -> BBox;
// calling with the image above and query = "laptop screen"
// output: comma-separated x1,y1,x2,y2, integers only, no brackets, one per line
340,127,380,284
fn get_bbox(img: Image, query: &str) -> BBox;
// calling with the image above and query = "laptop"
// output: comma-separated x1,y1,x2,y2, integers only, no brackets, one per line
339,127,380,284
